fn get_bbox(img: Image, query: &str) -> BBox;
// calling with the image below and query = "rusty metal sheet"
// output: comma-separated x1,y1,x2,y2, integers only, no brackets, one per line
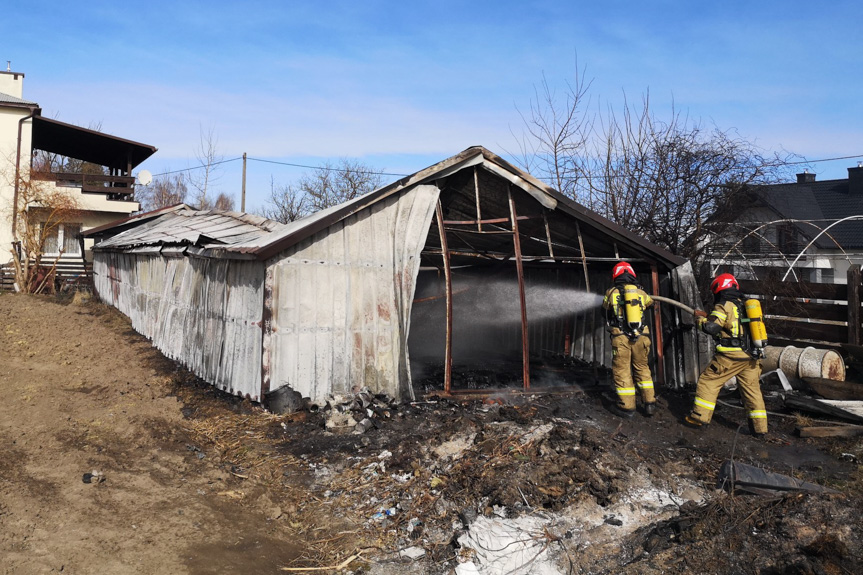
267,184,441,404
92,252,265,399
95,208,283,251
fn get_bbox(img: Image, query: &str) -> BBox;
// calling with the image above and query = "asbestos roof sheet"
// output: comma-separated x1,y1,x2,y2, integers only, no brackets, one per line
89,146,687,269
241,146,685,267
93,207,285,251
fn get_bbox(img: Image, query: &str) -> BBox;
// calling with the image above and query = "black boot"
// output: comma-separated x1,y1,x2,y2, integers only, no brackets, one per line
684,415,703,428
611,405,636,419
643,402,656,416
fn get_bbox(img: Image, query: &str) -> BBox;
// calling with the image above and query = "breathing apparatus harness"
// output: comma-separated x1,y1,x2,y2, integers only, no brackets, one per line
712,290,767,359
609,281,648,340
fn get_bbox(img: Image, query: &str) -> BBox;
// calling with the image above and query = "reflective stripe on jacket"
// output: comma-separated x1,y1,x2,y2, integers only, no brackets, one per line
699,299,750,360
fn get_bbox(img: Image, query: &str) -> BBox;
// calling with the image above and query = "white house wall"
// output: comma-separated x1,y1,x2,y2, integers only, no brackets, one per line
0,108,33,259
265,184,440,404
93,252,265,399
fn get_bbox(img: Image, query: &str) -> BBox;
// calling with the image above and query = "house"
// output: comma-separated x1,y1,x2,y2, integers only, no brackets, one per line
708,165,863,285
0,67,156,286
85,146,704,406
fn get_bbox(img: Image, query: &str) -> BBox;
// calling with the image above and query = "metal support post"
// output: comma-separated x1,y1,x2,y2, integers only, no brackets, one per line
435,201,453,394
509,187,530,390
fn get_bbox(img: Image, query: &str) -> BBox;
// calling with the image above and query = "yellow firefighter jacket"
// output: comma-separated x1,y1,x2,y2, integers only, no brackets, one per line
697,299,751,360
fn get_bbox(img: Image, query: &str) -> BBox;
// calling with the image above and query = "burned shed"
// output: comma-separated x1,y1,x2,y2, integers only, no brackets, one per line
87,147,701,406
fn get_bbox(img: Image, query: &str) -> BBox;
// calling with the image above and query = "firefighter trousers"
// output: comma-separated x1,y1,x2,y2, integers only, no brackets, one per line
689,354,767,434
611,334,654,411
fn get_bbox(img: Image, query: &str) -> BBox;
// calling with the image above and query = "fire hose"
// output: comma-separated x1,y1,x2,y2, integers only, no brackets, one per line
650,294,701,316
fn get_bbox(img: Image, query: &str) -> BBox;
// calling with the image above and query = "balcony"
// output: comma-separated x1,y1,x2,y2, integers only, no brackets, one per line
33,171,135,201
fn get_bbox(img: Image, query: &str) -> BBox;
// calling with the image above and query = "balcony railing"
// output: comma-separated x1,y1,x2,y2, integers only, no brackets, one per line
33,172,136,200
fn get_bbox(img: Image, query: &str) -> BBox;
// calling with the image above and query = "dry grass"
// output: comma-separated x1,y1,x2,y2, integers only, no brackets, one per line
171,381,392,568
793,411,815,427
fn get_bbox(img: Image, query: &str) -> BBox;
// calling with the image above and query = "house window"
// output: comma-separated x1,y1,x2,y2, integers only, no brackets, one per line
42,223,82,256
777,224,798,255
742,234,760,255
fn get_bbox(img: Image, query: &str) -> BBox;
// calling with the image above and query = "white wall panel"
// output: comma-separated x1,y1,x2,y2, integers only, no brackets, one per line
93,252,265,399
267,185,440,403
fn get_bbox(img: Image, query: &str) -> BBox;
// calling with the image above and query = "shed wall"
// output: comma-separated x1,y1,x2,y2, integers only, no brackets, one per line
93,252,265,399
266,185,440,403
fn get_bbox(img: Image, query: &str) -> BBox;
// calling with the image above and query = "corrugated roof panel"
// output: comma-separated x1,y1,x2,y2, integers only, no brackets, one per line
266,184,440,403
95,209,284,251
92,252,265,400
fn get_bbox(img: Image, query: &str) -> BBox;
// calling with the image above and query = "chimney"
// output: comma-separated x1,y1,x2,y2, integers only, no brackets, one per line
0,64,25,99
796,169,816,184
849,163,863,195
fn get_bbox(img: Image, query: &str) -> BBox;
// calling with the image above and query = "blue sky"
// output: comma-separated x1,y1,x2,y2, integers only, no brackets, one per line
4,0,862,210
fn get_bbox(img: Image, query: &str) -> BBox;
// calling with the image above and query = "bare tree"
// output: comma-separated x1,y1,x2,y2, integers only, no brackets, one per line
213,192,235,211
260,176,311,223
2,156,81,293
254,159,384,223
300,158,384,212
585,95,792,261
135,173,188,212
512,64,593,200
189,125,223,209
517,72,795,273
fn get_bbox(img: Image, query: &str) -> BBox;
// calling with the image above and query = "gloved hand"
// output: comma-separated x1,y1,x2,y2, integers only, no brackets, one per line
693,309,708,319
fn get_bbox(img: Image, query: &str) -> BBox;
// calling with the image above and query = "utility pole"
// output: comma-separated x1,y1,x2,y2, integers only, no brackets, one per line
241,152,247,212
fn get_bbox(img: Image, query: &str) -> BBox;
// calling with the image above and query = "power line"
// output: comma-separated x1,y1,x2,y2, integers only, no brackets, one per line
572,152,863,183
247,156,409,177
151,156,243,177
148,151,863,181
782,153,863,166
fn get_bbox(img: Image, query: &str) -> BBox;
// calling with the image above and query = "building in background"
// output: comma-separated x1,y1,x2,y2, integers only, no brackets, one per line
708,166,863,285
0,67,155,285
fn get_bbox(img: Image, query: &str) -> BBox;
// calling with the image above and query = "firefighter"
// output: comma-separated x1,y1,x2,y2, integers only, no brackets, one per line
687,273,768,436
602,261,656,417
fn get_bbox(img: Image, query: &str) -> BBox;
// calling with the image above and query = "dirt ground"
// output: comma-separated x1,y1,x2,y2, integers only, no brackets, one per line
1,293,862,575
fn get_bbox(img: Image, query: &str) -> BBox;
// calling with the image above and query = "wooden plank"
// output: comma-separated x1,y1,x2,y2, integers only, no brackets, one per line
767,318,847,343
785,394,863,423
650,264,665,386
739,279,847,301
797,425,863,438
771,336,841,350
848,265,862,346
760,299,848,323
802,377,863,401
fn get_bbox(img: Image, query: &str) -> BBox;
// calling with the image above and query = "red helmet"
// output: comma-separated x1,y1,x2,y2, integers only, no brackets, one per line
710,273,739,294
612,261,636,280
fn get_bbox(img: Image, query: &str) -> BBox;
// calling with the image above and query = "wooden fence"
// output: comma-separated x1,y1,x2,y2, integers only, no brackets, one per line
739,264,862,349
0,259,93,293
